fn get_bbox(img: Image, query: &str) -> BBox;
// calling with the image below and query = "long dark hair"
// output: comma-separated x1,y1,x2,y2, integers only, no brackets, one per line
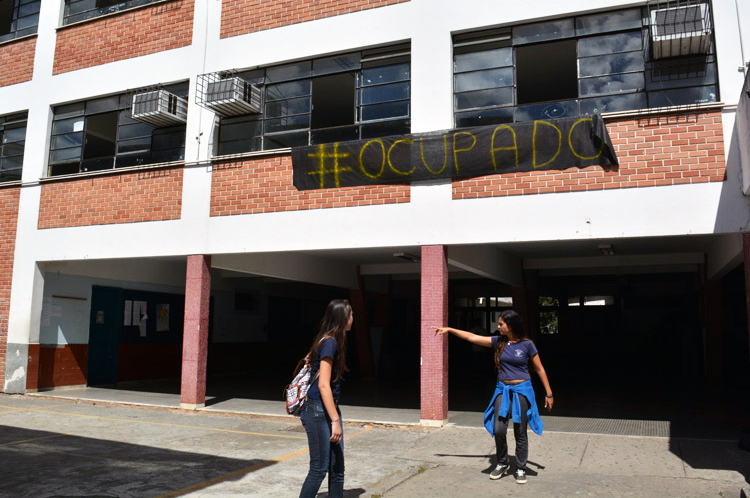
493,309,527,371
309,299,351,382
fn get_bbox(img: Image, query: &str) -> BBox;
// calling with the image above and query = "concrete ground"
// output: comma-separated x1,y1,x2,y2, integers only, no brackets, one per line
1,392,748,497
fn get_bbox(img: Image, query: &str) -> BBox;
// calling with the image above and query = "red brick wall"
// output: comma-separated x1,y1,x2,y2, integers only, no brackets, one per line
38,167,183,229
453,110,726,199
221,0,410,38
0,187,20,392
0,37,36,87
53,0,193,75
36,344,88,389
420,245,448,422
210,154,410,215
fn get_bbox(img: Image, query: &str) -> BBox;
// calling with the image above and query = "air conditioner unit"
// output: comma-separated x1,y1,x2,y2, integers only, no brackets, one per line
204,77,262,117
131,90,187,127
650,4,711,59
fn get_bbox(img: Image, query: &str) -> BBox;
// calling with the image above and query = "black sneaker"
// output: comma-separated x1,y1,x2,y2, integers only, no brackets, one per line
514,468,527,484
489,464,509,480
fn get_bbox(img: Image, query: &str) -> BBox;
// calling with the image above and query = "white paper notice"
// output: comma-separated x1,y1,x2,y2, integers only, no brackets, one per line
124,300,132,326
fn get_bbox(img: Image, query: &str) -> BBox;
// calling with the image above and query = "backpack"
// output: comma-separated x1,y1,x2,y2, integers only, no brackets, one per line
284,355,319,416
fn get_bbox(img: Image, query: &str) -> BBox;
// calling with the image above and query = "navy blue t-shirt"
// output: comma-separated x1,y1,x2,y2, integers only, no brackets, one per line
491,336,538,381
306,337,341,403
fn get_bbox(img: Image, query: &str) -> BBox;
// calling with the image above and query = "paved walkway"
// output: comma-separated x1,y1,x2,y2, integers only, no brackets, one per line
1,393,748,497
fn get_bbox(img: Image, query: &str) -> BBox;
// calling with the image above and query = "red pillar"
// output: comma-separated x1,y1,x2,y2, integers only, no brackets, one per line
420,245,449,425
744,232,750,362
180,255,211,409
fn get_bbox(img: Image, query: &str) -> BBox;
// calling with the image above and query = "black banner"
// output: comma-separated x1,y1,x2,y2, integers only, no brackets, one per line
292,115,618,190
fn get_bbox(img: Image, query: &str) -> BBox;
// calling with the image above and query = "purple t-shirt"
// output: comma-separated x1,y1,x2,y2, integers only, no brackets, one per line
491,336,538,381
306,337,341,403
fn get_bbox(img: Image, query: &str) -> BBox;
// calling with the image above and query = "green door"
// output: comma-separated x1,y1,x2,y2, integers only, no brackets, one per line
87,286,123,386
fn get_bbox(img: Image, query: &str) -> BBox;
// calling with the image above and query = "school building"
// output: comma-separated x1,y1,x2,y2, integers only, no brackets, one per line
1,0,749,425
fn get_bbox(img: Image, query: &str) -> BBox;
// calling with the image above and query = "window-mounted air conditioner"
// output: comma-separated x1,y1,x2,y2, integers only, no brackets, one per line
204,77,262,117
131,90,188,127
650,4,711,59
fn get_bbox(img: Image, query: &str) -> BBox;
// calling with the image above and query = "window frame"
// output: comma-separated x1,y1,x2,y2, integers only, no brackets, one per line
453,5,718,127
215,45,411,156
0,111,27,183
0,0,40,43
62,0,164,26
47,83,188,177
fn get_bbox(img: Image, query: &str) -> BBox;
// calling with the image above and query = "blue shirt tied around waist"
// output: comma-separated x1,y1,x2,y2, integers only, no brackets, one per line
483,380,544,436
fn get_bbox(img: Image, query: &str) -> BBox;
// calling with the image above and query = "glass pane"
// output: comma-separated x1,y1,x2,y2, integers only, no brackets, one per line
264,114,310,134
648,85,717,107
218,138,261,155
513,19,575,44
264,97,311,118
117,122,153,140
513,99,579,121
117,136,151,153
455,47,512,73
264,131,309,149
51,132,83,149
152,129,185,151
1,142,24,157
361,101,409,121
266,61,312,83
54,103,85,120
49,162,80,176
580,73,645,96
360,119,410,139
310,125,359,145
312,54,360,76
361,62,410,86
578,31,642,57
115,152,150,168
220,118,262,142
455,107,513,128
579,51,644,77
576,9,643,36
19,1,41,17
265,80,311,101
52,117,85,135
455,87,513,110
2,127,26,143
82,157,115,171
66,0,96,16
50,147,81,164
0,156,22,168
361,82,409,104
151,147,183,163
86,96,120,114
646,57,716,90
580,92,646,114
455,67,513,92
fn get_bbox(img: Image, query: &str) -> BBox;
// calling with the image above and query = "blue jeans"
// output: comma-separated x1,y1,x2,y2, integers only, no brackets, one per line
299,397,344,498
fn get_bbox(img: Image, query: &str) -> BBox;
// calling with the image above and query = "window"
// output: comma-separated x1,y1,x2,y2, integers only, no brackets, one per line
0,0,39,43
215,44,411,155
48,84,187,176
63,0,161,25
0,111,26,182
539,296,559,335
454,5,717,127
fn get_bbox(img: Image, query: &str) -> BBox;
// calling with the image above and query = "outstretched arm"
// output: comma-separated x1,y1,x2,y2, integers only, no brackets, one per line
530,353,553,411
433,326,493,348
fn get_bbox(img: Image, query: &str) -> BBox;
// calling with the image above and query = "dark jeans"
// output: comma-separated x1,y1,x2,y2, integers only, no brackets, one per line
299,397,344,498
493,391,530,470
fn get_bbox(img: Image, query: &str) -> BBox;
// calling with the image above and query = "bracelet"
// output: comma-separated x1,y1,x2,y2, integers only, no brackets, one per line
545,394,554,398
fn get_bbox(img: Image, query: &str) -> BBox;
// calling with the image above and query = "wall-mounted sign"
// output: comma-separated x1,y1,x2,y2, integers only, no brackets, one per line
292,115,618,190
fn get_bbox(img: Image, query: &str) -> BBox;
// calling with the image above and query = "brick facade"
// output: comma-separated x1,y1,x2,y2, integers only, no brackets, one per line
0,187,21,391
38,167,183,229
453,110,726,199
210,154,410,216
53,0,193,75
220,0,410,38
420,245,449,423
0,37,36,87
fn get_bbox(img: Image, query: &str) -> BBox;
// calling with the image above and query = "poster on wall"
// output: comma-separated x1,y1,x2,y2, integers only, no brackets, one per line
156,304,169,332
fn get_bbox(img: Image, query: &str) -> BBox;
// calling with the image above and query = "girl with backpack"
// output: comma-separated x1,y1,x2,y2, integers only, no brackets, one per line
299,299,353,498
433,309,553,485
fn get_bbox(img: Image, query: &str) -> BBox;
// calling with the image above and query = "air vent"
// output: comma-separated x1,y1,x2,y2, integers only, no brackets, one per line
650,4,711,59
131,90,188,127
201,76,262,117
